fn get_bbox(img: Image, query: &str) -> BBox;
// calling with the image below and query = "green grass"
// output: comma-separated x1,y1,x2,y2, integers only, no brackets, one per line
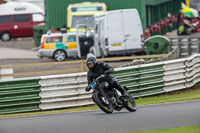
125,125,200,133
0,89,200,118
135,89,200,106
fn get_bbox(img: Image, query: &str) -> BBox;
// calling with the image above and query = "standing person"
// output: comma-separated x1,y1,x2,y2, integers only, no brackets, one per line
55,28,61,33
47,26,55,34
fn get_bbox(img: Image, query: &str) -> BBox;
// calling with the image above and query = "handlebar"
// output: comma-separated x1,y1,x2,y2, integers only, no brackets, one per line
95,75,105,81
89,75,105,89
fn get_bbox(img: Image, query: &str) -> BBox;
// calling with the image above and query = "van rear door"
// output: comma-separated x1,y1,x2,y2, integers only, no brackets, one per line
107,11,125,51
122,9,143,50
12,14,33,37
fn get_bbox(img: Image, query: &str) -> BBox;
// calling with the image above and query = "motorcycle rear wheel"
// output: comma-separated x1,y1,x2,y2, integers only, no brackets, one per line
92,91,113,114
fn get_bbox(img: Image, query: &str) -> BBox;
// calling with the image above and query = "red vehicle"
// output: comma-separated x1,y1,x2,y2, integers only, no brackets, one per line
0,2,44,41
191,18,200,32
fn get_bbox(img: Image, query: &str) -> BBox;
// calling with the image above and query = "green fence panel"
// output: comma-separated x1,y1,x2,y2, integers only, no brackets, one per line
0,77,41,115
114,67,140,97
138,64,164,97
139,88,165,97
114,64,164,98
139,65,163,73
0,106,41,115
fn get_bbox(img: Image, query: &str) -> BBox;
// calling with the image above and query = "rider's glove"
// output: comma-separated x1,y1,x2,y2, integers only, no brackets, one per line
85,86,91,92
104,70,110,75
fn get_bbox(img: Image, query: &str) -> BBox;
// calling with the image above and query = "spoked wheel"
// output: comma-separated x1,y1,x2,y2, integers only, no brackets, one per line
92,91,113,114
53,50,66,61
125,92,137,112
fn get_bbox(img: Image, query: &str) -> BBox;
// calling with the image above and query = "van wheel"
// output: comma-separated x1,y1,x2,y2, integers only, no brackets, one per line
53,50,66,61
1,32,11,42
89,46,96,56
100,48,104,58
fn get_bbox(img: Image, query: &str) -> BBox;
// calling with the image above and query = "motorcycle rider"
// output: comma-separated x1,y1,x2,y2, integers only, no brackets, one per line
85,56,128,99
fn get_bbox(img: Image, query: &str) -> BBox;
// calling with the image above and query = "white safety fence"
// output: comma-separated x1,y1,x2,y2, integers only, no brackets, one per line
185,54,200,88
163,54,200,92
163,59,187,92
39,73,93,110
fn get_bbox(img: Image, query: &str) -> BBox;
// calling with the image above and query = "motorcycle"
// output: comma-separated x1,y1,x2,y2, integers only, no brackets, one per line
90,75,137,114
178,18,200,35
191,18,200,32
178,18,193,35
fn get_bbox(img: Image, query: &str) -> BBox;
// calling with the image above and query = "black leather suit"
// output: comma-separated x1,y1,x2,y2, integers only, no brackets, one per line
87,62,126,96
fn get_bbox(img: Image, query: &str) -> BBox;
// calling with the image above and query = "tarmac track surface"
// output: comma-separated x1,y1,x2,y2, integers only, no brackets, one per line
0,100,200,133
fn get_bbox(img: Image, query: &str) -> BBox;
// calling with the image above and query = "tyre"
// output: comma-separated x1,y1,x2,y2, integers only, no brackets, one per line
1,32,11,42
100,48,104,58
88,46,96,56
136,51,146,56
92,91,113,114
140,51,146,55
125,92,137,112
186,28,192,35
53,50,66,61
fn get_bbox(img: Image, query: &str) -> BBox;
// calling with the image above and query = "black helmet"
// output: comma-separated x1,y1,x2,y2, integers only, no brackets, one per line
86,56,97,69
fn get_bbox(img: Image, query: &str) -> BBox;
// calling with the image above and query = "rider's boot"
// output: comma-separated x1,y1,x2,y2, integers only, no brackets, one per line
114,82,129,97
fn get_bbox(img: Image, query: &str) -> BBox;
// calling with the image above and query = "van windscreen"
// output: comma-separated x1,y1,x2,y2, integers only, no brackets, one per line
32,13,44,22
72,15,94,28
0,16,11,23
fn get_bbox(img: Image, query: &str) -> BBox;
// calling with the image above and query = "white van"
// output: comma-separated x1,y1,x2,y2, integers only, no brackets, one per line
92,9,145,57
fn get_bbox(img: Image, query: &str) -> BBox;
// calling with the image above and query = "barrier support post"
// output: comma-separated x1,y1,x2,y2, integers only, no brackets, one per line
81,60,84,72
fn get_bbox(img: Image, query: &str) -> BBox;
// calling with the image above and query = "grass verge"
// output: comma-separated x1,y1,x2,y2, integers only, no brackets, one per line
125,125,200,133
136,89,200,106
0,88,200,118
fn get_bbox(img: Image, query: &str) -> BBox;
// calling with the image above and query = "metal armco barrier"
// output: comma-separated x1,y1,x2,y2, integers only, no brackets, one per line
170,37,200,57
0,77,41,115
1,54,200,114
114,63,165,98
163,59,187,92
185,55,200,88
39,73,92,110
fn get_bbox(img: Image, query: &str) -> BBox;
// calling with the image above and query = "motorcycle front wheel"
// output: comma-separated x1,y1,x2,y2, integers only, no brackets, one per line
92,91,113,114
125,92,137,112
